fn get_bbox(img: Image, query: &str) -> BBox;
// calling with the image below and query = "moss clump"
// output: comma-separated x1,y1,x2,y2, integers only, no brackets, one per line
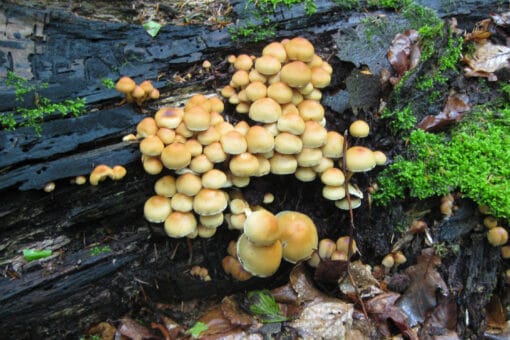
380,104,417,135
374,106,510,219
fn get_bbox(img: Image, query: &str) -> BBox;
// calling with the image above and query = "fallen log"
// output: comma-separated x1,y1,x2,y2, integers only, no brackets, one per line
0,0,503,338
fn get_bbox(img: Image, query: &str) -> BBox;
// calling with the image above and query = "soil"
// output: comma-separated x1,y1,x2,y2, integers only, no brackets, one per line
1,0,509,339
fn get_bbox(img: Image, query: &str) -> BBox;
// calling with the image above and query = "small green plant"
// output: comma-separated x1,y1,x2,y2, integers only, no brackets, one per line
380,104,417,135
187,321,208,338
248,290,289,323
1,71,86,135
23,249,52,262
374,106,510,218
90,245,112,256
101,78,116,89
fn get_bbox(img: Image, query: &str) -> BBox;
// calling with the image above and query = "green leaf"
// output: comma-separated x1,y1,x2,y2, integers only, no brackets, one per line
248,290,288,323
23,249,52,262
143,21,162,38
188,321,208,338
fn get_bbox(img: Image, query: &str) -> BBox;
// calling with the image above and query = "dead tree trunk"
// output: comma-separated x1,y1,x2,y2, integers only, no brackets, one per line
0,1,502,338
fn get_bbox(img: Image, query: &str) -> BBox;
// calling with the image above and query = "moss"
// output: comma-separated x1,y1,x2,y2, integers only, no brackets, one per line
380,104,417,135
374,106,510,219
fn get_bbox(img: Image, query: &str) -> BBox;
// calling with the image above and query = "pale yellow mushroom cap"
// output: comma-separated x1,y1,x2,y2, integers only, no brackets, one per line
220,130,247,155
193,188,228,216
249,97,282,123
274,132,303,154
322,131,344,159
154,175,176,197
296,148,322,167
142,156,163,175
200,213,224,228
183,106,211,132
164,211,197,238
245,125,275,154
154,107,184,129
277,210,318,263
311,66,332,88
262,41,287,63
321,167,345,186
229,153,260,177
267,81,293,104
301,121,328,148
176,173,202,196
201,169,228,189
295,167,317,182
349,120,370,138
171,193,193,212
234,54,253,71
111,165,127,180
136,117,158,138
144,195,172,223
161,142,192,170
298,100,325,121
156,127,176,145
269,153,297,175
244,210,281,246
237,234,283,278
245,81,268,102
89,164,113,186
231,70,250,88
208,96,224,113
197,126,221,146
140,135,164,156
373,150,387,166
203,141,228,163
277,113,305,135
185,93,211,112
255,55,282,76
189,154,214,174
284,37,315,62
280,61,312,88
345,146,376,172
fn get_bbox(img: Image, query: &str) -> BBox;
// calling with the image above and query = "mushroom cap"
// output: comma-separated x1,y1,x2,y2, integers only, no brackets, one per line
154,107,184,129
89,164,113,186
140,135,164,156
318,238,337,259
144,195,172,223
234,54,253,71
176,173,202,196
244,210,281,246
295,167,317,182
313,157,334,173
311,66,332,88
322,131,344,159
139,80,154,95
136,117,158,137
301,121,328,148
201,169,228,189
262,41,287,63
184,139,203,157
183,106,211,132
284,37,315,62
245,125,275,154
156,128,176,145
200,212,224,228
487,227,509,246
321,167,345,186
335,198,362,210
164,211,197,238
322,185,346,201
171,193,194,212
277,113,305,135
245,81,267,102
237,233,283,277
190,154,214,173
345,146,376,172
203,142,228,163
111,165,127,180
255,55,282,75
220,130,247,155
298,100,325,121
154,175,176,197
296,147,323,167
161,142,192,170
229,152,260,177
197,126,221,146
269,153,297,175
115,76,136,94
280,61,312,88
208,96,225,113
274,132,303,154
349,120,370,138
267,81,293,104
231,70,250,88
193,188,228,216
276,210,318,263
373,150,387,166
249,97,282,123
249,69,267,83
142,156,163,175
185,93,211,112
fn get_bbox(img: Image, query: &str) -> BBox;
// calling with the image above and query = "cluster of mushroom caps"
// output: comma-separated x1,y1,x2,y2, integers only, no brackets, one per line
222,206,319,280
219,37,386,209
115,76,160,106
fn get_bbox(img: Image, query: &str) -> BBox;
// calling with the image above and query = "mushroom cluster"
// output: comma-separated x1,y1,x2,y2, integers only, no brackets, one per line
115,76,160,106
308,236,358,267
89,164,127,185
222,201,319,279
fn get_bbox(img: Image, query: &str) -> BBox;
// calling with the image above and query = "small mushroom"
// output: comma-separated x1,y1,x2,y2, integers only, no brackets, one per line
276,210,318,263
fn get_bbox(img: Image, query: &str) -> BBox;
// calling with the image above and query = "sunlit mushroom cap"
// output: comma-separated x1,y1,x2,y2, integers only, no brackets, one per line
229,153,260,177
245,125,275,154
255,55,282,75
276,210,318,263
262,41,287,63
144,195,172,223
193,188,228,216
189,154,214,174
115,76,136,94
244,210,281,246
237,234,283,278
284,37,315,62
249,97,282,123
164,211,197,238
280,61,312,88
161,142,192,170
345,146,376,172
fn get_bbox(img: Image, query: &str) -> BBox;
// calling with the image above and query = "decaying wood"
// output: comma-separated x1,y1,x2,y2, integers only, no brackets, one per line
0,0,503,338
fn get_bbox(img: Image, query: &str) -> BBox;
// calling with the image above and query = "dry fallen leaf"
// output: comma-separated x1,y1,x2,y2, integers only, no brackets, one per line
396,248,449,327
366,292,415,339
118,317,154,340
463,41,510,77
387,29,420,80
419,296,459,339
417,92,470,131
